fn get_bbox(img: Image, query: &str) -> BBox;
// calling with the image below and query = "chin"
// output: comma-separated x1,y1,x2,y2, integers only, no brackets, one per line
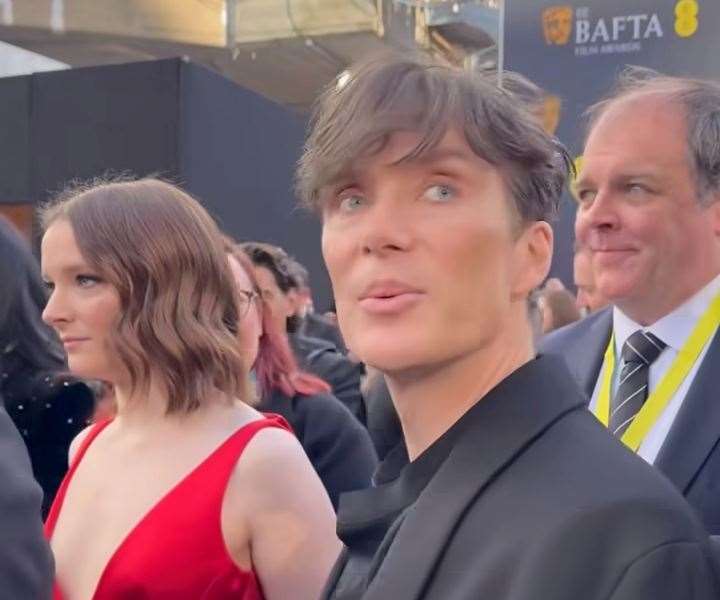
596,270,636,299
354,339,440,375
67,359,107,382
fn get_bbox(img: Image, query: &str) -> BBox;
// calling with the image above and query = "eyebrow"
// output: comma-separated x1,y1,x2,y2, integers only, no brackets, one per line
575,169,661,189
41,262,94,279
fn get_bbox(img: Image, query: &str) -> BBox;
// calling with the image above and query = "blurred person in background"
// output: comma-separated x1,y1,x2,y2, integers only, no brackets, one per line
0,216,94,516
542,68,720,534
41,178,339,600
241,242,365,423
288,258,349,354
539,284,582,333
573,244,608,315
226,243,377,508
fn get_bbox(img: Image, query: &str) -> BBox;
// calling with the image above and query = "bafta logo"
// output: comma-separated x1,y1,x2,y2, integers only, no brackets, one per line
542,6,574,45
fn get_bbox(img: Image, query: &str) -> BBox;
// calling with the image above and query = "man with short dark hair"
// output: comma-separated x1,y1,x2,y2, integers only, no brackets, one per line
241,241,365,422
300,53,720,599
542,68,720,534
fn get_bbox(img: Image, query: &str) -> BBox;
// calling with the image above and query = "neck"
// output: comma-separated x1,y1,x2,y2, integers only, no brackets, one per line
111,377,173,430
386,325,534,461
619,270,719,326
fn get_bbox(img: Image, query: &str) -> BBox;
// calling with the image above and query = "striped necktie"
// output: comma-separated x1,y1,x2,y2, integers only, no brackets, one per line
609,330,666,438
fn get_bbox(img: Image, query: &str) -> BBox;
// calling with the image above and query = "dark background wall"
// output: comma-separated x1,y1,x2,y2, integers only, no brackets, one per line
178,62,327,307
0,75,32,205
0,58,332,309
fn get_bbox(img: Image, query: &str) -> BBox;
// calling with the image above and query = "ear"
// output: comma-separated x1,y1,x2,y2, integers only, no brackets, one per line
284,289,301,317
511,221,553,301
708,194,720,236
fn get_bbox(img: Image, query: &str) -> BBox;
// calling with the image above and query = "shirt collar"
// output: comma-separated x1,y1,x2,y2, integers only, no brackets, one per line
613,273,720,354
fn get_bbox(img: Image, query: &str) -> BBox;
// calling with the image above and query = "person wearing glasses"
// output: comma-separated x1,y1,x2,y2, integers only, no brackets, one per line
226,243,377,509
240,242,366,424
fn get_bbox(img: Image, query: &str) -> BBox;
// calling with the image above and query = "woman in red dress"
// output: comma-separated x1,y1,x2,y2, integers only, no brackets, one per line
40,178,341,600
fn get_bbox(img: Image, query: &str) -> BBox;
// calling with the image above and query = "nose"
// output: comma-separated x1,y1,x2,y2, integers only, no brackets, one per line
360,193,413,257
575,189,620,244
42,286,71,329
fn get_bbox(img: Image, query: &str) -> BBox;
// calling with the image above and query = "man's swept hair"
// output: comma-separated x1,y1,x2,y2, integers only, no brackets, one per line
586,66,720,202
40,177,252,413
297,51,572,223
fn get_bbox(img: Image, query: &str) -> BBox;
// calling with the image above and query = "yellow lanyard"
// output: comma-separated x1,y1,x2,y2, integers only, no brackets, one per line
594,292,720,451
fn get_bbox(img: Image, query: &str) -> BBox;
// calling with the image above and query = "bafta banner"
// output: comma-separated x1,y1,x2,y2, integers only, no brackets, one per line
504,0,719,283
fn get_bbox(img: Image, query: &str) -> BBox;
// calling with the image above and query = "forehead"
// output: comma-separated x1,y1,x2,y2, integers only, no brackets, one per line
227,255,253,291
341,127,495,182
252,264,282,292
41,220,88,274
582,96,690,177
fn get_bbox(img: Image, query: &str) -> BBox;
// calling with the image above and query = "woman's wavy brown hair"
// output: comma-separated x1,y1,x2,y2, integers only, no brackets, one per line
40,177,252,413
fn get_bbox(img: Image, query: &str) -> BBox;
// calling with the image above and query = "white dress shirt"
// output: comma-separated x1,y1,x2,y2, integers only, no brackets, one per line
590,273,720,464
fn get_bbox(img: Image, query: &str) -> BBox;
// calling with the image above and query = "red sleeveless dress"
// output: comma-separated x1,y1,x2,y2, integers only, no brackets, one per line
45,415,291,600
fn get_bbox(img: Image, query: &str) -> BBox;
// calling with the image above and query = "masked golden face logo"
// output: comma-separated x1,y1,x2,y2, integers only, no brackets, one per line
542,6,573,45
541,95,562,135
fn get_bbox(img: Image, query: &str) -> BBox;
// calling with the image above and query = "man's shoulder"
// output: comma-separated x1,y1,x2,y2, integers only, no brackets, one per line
436,409,714,598
540,307,612,355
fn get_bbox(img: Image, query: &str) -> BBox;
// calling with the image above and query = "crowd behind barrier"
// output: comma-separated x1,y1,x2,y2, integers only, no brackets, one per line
1,50,720,599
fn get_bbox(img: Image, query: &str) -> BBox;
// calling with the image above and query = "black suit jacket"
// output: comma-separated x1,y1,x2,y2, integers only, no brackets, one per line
0,401,54,599
290,333,366,424
325,356,720,599
540,308,720,533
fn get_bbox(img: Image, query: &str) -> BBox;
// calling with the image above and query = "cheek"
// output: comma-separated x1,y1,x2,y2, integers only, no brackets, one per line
321,230,342,279
93,296,122,337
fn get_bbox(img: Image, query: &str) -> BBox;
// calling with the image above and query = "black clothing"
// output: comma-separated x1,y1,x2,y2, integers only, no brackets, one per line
0,397,54,599
259,388,377,509
323,355,720,600
541,308,720,533
289,333,365,424
328,418,462,599
300,313,347,354
1,354,95,517
362,374,402,461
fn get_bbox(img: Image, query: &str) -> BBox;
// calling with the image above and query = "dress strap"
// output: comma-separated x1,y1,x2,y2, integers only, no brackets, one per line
188,413,293,501
44,420,112,535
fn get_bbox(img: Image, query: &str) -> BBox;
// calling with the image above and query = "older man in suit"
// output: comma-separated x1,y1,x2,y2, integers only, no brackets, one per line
297,53,720,600
0,399,53,598
541,68,720,534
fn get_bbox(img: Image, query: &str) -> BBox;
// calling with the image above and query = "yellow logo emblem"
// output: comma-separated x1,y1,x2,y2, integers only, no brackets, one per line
675,0,699,38
542,95,562,135
542,6,574,46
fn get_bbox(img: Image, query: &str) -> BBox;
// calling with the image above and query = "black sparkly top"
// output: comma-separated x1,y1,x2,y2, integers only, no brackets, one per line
1,353,95,517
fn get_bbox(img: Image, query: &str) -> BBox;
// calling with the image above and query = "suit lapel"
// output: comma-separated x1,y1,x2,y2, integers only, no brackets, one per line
654,329,720,493
569,309,613,398
363,356,585,600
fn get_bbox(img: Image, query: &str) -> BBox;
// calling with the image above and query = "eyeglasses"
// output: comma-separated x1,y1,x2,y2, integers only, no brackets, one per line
237,290,259,318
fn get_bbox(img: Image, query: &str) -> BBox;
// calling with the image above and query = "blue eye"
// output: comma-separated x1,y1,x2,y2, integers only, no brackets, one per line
424,184,455,203
338,193,366,213
77,274,101,287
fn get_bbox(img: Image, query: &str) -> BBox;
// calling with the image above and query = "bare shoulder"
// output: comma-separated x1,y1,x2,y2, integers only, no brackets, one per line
223,422,340,600
68,424,96,463
233,426,315,493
